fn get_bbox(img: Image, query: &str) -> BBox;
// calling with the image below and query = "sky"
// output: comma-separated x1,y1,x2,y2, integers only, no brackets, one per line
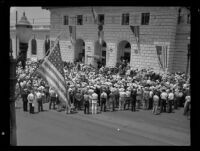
10,7,50,26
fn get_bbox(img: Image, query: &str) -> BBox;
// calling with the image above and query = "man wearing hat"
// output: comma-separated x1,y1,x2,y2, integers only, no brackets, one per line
27,89,35,114
49,87,57,110
83,91,90,114
160,88,168,113
119,88,126,111
91,89,98,114
109,87,116,112
21,86,29,112
100,89,108,112
36,86,44,112
143,87,150,110
167,89,174,113
130,87,137,112
124,87,131,110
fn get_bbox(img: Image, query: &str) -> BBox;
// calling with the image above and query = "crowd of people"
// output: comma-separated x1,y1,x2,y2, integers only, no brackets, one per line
15,59,191,119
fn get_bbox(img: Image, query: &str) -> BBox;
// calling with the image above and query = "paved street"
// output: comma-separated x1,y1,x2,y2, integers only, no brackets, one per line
15,101,190,146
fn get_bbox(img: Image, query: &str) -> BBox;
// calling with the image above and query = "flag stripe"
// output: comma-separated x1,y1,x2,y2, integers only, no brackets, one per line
37,69,67,103
35,40,70,107
45,59,65,84
91,7,97,23
41,62,66,92
37,66,66,96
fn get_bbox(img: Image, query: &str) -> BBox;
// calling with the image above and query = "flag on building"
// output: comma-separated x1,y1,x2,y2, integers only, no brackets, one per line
69,26,76,45
91,7,98,24
98,26,104,45
156,45,168,70
130,26,140,50
36,40,70,108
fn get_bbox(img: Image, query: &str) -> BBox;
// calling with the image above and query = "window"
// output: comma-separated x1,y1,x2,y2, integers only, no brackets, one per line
98,14,104,25
31,38,37,55
122,13,129,25
141,13,150,25
63,16,68,25
77,15,83,25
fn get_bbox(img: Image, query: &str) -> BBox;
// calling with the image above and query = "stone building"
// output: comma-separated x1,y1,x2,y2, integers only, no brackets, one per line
10,7,190,73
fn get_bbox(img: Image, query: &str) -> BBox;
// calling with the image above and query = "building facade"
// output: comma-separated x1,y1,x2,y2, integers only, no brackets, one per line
10,25,50,61
10,7,190,73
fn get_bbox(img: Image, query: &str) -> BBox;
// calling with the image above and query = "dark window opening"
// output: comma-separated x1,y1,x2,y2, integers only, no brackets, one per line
98,14,104,25
31,38,37,55
77,15,83,25
122,13,129,25
63,16,68,25
125,43,131,48
124,52,130,62
141,13,150,25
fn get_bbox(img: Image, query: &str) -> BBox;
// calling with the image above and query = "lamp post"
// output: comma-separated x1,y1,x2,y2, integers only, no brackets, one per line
10,12,32,146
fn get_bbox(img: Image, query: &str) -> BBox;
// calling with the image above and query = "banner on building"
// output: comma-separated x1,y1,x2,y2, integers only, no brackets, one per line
156,45,168,71
98,29,104,45
69,26,76,45
130,26,140,51
91,7,98,24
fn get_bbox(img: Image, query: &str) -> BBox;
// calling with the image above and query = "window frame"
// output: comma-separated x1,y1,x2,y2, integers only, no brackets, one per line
98,14,104,25
121,13,129,25
141,13,150,25
77,15,83,25
63,15,69,25
31,38,37,55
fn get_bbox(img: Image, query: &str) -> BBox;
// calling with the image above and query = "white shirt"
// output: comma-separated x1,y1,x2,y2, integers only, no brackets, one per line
101,92,107,99
153,95,159,102
92,93,98,103
126,91,131,97
161,92,168,100
168,92,174,100
27,93,35,104
149,91,153,98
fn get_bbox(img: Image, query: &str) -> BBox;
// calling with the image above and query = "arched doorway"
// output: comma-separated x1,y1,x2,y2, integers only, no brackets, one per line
117,40,131,64
74,39,85,63
94,40,107,68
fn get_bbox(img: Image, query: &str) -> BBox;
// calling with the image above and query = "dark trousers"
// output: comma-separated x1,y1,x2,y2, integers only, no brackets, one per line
148,98,153,110
38,99,43,112
49,97,56,109
160,99,166,113
174,98,178,109
111,100,115,111
101,99,106,112
131,98,136,112
23,101,28,111
115,96,119,108
29,103,34,114
124,98,130,110
84,102,89,114
167,100,173,113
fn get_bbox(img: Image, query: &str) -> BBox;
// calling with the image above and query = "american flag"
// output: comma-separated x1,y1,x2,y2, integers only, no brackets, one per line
36,40,70,107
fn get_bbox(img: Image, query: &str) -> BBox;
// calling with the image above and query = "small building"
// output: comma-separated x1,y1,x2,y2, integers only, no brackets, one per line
10,25,50,61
